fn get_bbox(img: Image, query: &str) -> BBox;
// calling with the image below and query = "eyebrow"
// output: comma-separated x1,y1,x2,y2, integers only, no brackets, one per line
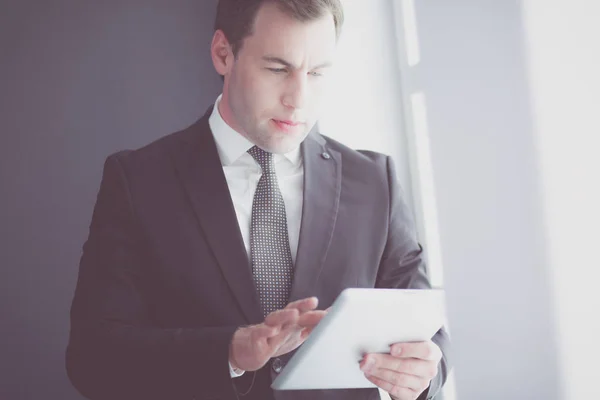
262,56,332,70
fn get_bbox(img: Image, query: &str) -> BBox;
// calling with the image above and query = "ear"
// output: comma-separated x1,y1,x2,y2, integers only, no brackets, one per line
211,30,233,77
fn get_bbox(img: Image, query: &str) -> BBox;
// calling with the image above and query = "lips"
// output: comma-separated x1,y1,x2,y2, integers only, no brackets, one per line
273,119,302,126
272,119,303,133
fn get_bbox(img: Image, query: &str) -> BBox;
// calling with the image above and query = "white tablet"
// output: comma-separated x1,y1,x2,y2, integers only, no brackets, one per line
271,288,445,390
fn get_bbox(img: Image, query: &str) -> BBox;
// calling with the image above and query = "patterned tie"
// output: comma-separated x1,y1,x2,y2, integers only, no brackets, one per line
248,145,294,317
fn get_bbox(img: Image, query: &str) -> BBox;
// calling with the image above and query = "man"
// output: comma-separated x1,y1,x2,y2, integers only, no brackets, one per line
66,1,451,399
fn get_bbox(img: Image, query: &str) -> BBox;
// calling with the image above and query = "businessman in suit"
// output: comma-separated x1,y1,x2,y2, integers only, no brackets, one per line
66,1,451,399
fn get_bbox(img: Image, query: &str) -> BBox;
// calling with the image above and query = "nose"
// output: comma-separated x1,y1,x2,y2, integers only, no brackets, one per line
282,72,308,111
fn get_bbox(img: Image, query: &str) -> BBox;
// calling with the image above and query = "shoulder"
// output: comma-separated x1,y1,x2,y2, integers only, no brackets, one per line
316,132,392,176
108,128,185,166
104,115,206,178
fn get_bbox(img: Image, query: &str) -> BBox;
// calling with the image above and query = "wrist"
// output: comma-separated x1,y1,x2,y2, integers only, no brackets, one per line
229,334,244,373
229,361,245,375
230,359,244,373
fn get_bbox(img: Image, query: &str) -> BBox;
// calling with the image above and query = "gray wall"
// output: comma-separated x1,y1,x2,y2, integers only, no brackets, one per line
0,1,220,398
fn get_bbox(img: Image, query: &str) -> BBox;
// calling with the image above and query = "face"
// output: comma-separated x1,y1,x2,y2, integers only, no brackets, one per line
211,2,338,154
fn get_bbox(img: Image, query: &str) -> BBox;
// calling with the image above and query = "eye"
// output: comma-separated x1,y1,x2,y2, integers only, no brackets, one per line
267,68,287,74
309,71,324,77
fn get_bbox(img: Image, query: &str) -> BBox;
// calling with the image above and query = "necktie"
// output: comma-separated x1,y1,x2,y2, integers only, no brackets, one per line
247,145,294,317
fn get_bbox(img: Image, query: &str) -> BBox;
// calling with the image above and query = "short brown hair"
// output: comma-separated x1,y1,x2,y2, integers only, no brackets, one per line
215,0,344,56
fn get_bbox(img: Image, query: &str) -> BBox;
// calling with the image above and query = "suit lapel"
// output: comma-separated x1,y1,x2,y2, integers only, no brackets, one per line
289,132,342,303
169,110,341,318
169,108,264,325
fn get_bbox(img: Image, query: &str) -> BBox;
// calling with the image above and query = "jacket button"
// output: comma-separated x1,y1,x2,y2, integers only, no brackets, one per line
321,152,331,160
272,357,283,373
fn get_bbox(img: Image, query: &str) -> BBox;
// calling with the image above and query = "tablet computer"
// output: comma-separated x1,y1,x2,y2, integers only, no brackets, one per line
271,288,445,390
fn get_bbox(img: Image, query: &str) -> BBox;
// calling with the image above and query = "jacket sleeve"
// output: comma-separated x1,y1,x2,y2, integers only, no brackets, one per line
375,156,452,400
66,153,239,400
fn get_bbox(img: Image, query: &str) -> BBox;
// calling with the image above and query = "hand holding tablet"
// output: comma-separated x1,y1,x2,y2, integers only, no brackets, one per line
271,288,445,391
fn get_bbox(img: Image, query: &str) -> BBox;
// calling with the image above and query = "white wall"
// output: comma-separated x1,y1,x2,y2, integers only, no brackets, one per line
521,1,600,399
319,0,414,212
397,1,562,399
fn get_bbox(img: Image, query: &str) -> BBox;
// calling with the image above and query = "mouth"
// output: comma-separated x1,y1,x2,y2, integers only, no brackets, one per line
273,119,303,126
271,119,304,133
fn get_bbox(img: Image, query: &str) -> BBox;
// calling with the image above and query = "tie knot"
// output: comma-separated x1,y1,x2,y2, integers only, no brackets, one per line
248,145,274,173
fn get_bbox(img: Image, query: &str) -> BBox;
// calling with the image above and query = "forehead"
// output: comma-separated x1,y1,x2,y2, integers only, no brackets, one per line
243,2,337,62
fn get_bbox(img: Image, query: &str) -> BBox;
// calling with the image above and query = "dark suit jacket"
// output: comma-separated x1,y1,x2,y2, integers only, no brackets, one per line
66,106,451,400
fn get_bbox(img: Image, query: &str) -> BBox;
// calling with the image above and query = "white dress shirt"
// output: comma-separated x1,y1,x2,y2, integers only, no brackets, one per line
208,95,304,377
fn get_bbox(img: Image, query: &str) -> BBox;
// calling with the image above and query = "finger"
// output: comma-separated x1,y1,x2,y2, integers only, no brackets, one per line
264,308,300,327
361,354,438,380
300,327,311,340
297,310,328,327
266,323,300,348
299,324,320,340
390,341,442,361
250,324,281,341
364,373,418,400
364,368,426,392
285,297,319,313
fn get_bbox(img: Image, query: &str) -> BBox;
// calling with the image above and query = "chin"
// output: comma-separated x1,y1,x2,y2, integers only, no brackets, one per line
268,135,306,154
261,143,295,155
253,131,302,154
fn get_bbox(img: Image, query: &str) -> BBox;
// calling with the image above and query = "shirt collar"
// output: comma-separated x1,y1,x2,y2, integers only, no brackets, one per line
208,94,302,167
